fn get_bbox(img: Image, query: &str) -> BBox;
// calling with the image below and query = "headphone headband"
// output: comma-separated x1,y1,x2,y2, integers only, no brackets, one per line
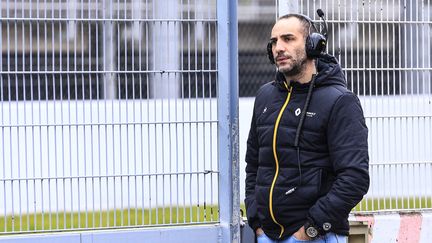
279,13,317,32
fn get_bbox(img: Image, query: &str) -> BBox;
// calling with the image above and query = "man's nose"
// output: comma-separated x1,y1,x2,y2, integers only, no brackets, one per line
274,40,284,54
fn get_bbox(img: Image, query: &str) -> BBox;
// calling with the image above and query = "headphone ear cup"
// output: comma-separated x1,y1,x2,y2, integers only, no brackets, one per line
305,35,313,57
267,42,275,64
306,33,326,58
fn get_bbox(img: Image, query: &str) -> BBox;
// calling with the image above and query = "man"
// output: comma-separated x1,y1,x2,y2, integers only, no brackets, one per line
244,13,370,243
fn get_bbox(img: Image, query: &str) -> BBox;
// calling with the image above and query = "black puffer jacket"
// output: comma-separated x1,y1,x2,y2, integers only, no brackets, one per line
244,54,369,240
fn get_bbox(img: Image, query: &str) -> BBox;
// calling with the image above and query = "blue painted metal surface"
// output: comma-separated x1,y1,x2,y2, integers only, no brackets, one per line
217,0,240,242
0,225,221,243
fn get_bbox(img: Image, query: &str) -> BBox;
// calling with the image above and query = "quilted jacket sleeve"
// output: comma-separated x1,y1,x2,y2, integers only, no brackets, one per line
244,102,261,231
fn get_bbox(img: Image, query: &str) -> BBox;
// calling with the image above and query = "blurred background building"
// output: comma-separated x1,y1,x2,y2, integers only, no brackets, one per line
1,0,431,100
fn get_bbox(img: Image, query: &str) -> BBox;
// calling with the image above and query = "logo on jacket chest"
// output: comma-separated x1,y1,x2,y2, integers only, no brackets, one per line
295,108,301,116
294,108,316,118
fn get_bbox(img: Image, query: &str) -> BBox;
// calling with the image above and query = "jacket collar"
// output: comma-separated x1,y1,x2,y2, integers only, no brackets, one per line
273,54,346,92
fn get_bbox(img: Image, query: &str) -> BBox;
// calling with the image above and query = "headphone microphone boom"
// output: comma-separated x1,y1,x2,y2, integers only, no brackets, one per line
316,9,328,41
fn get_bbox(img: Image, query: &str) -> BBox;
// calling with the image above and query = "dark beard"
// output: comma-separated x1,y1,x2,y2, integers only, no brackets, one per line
279,56,308,77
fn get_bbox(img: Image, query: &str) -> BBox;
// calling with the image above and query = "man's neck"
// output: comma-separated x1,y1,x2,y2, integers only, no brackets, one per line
284,59,316,84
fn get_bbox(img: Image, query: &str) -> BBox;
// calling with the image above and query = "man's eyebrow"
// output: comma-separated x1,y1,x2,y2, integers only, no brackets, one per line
280,33,295,38
270,33,295,42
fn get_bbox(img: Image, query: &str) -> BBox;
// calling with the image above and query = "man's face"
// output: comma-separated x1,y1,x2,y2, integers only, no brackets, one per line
270,17,308,77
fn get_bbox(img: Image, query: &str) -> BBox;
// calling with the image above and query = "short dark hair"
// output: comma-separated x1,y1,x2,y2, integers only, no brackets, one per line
277,14,316,39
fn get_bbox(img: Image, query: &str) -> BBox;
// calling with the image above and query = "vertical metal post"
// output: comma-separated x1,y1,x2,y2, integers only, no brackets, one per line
420,2,431,93
403,0,430,94
132,0,142,41
151,1,180,98
103,0,116,99
67,0,77,41
217,0,239,242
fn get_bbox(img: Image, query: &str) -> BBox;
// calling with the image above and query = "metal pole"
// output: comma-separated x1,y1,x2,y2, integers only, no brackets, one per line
132,0,142,41
420,1,431,94
403,0,430,94
217,0,239,242
150,1,180,98
103,0,116,99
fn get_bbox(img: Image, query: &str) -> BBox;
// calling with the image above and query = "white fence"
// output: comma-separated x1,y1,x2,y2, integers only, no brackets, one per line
1,95,432,216
0,99,219,215
0,0,240,242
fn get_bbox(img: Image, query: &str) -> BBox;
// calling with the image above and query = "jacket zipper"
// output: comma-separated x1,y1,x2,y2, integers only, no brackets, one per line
269,82,292,239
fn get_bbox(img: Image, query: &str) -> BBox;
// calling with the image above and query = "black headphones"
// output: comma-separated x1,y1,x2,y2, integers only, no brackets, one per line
267,10,328,64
